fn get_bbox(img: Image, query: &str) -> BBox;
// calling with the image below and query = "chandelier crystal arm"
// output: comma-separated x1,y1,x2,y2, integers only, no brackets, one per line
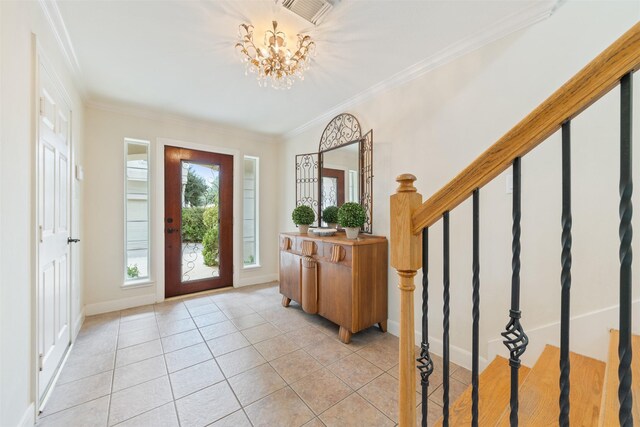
235,20,315,89
235,24,264,65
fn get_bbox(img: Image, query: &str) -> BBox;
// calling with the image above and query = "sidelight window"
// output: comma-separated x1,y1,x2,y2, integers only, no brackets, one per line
243,156,259,268
124,138,151,284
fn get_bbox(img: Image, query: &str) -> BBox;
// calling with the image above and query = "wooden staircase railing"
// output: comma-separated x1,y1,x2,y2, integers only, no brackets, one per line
391,21,640,427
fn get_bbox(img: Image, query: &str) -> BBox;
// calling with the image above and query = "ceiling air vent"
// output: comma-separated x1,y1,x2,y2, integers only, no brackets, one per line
281,0,334,25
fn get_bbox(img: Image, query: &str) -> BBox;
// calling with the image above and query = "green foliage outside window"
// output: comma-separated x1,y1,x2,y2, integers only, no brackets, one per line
184,167,208,207
127,264,140,279
202,206,219,267
181,207,207,242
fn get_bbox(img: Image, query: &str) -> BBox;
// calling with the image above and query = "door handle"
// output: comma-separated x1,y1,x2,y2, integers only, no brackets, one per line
67,238,80,244
167,227,177,234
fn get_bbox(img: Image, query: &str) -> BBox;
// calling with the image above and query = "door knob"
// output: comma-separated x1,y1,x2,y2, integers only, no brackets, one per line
67,238,80,244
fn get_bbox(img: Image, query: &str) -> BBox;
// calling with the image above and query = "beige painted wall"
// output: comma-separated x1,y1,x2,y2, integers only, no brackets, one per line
0,1,85,425
281,0,640,366
83,105,280,312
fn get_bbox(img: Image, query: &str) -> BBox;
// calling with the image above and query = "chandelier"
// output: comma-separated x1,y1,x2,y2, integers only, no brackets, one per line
236,21,315,89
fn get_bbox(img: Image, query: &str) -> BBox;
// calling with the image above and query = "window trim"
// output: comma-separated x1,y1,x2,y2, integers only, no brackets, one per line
123,138,152,286
243,155,260,269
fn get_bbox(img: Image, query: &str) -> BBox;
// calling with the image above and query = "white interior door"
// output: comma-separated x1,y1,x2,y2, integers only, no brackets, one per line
37,61,71,400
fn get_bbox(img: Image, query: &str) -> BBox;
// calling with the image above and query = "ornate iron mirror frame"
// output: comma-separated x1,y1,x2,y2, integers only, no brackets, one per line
295,113,373,233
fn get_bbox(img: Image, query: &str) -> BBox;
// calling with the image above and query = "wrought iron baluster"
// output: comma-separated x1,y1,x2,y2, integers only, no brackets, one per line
443,211,451,426
472,190,480,427
559,121,572,427
501,157,528,427
417,228,433,427
618,72,634,427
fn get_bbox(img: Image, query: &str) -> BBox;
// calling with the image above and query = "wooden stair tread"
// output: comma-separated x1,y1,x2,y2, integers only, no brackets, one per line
433,356,531,426
497,344,605,426
599,330,640,426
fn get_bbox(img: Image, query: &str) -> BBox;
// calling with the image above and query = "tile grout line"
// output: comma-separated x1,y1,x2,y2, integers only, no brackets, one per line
105,310,124,426
114,341,163,369
353,375,400,425
97,302,207,426
48,285,409,427
39,289,260,423
213,293,320,424
263,345,318,423
190,296,257,427
316,345,399,424
155,301,183,427
37,391,112,420
286,366,343,422
51,333,404,425
104,306,171,426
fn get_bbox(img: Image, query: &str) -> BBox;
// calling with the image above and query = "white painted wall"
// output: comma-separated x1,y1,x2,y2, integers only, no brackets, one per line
0,1,85,426
280,0,640,368
83,104,280,314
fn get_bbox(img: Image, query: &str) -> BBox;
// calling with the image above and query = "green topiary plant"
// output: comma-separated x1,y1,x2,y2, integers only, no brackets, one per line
337,202,366,228
292,205,315,225
322,206,339,225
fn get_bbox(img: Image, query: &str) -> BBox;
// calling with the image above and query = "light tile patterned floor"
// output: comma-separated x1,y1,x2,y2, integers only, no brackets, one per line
37,283,470,427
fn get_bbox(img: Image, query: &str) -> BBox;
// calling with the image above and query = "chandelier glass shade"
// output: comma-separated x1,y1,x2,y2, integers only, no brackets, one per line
236,21,315,89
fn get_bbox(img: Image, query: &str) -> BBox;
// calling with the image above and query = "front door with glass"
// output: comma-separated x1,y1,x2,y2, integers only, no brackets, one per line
164,146,233,297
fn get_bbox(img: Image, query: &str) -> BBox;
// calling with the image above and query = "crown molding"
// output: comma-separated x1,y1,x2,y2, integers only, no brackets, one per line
86,99,280,144
38,0,88,100
283,0,562,139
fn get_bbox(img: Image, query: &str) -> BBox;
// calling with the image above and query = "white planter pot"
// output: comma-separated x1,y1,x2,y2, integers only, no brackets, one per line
298,224,310,234
345,227,360,239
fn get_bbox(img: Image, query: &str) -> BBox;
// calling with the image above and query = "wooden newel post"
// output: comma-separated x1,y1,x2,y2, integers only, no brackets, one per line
390,174,422,427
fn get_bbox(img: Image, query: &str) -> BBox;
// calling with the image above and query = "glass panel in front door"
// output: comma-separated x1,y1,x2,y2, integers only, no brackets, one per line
322,176,338,208
180,161,220,282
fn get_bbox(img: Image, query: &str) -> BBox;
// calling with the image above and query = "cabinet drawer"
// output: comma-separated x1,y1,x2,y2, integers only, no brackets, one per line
322,243,352,267
295,238,319,256
280,235,293,251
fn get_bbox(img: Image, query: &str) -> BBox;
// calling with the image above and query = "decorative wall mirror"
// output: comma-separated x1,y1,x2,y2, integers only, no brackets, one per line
295,113,373,233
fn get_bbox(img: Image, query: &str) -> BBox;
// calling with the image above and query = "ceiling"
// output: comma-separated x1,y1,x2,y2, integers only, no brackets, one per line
54,0,559,136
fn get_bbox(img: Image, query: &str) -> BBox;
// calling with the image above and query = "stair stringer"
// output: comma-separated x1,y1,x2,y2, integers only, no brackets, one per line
487,298,640,367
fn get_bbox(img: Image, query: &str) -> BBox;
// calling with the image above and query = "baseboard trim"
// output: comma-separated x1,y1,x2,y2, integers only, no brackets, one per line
235,274,278,288
387,319,488,372
85,280,278,316
18,403,35,427
85,277,279,315
73,308,85,339
84,293,157,316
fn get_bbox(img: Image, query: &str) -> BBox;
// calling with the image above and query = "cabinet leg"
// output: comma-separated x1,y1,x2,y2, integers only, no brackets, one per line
338,326,352,344
378,321,387,332
281,296,291,307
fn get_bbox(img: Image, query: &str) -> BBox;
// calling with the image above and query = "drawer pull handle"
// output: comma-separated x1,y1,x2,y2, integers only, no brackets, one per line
330,245,345,263
301,240,316,256
281,237,291,250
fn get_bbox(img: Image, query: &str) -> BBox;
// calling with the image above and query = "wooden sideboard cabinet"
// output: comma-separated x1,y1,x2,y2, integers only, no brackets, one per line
279,232,388,344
